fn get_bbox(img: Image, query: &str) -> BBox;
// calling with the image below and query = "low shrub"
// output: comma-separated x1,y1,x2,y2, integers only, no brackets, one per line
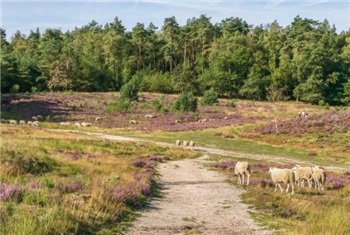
201,89,218,106
174,92,198,113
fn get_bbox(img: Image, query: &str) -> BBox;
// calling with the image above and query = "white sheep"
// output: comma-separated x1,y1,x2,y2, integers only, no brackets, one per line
19,120,26,126
130,120,137,124
9,120,17,125
60,122,71,126
81,122,92,127
183,141,189,146
234,162,251,185
32,121,40,127
174,119,180,124
95,117,102,122
27,121,33,126
311,166,326,191
176,140,181,146
32,116,38,121
189,141,195,147
36,115,43,120
75,122,81,127
1,119,7,123
144,114,154,118
292,165,313,188
269,167,295,194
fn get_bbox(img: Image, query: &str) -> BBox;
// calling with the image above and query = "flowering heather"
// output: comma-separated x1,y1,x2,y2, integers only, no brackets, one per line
108,181,152,205
66,180,84,193
344,171,350,176
251,163,270,173
132,160,147,168
27,181,41,190
327,177,349,190
0,183,23,201
149,155,163,162
213,161,236,171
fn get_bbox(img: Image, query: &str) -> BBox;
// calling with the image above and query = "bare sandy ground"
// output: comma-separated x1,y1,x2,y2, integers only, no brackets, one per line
125,156,271,235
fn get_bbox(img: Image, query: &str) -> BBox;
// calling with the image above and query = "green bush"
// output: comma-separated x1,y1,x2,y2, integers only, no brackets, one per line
228,100,236,108
318,100,326,106
201,89,218,106
104,99,132,113
120,83,139,101
174,92,198,113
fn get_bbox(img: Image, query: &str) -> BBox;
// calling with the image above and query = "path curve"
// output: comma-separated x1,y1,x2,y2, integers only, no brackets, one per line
125,156,270,235
53,130,347,172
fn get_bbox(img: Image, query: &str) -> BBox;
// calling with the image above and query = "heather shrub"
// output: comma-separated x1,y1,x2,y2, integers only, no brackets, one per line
0,183,23,202
174,92,198,113
201,89,218,106
120,82,138,101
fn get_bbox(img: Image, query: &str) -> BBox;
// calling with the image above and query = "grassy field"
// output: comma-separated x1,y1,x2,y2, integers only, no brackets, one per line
1,92,350,234
210,157,350,235
0,125,197,234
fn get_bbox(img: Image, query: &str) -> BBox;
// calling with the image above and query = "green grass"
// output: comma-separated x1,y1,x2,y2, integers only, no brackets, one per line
0,126,197,234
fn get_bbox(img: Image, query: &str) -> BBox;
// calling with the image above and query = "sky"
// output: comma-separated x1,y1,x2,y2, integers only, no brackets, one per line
1,0,349,40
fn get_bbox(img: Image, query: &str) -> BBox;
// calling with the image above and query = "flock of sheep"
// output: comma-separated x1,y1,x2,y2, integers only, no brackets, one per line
233,162,326,195
1,115,43,127
175,139,195,147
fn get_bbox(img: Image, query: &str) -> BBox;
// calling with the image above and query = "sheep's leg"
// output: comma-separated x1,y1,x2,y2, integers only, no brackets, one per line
242,174,245,185
274,184,278,192
286,184,290,193
247,173,250,185
307,179,312,188
278,183,283,193
237,175,241,185
291,184,295,195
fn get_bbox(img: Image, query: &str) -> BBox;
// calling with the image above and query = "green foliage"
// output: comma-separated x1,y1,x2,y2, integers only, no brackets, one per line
120,83,139,101
201,89,218,106
104,99,133,113
318,100,326,106
174,92,198,113
1,17,350,105
228,99,236,108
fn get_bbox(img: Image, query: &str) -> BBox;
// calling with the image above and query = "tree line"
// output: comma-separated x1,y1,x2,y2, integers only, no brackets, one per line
1,15,350,105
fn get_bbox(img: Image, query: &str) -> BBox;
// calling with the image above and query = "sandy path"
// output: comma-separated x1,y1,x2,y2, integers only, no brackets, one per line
125,156,270,235
54,130,347,172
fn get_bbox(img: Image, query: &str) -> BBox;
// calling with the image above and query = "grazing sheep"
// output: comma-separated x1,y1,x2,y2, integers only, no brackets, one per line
60,122,71,126
19,120,26,126
27,121,33,127
175,119,180,124
189,141,195,147
144,114,154,118
176,140,181,146
9,120,17,125
75,122,81,127
36,115,43,120
32,121,40,127
201,119,208,123
269,167,295,194
95,117,102,122
1,119,7,123
234,162,251,185
32,116,38,121
311,166,326,191
197,119,202,123
292,165,313,188
183,141,189,146
224,117,228,120
130,120,137,125
81,122,92,127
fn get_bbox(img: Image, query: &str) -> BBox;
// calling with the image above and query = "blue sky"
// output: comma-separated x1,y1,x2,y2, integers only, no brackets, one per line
1,1,349,40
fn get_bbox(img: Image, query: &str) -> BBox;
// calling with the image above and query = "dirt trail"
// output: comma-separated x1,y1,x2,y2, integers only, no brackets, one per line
125,156,270,235
55,130,347,172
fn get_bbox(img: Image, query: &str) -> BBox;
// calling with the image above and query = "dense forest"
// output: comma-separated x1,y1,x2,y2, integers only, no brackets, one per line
1,15,350,105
